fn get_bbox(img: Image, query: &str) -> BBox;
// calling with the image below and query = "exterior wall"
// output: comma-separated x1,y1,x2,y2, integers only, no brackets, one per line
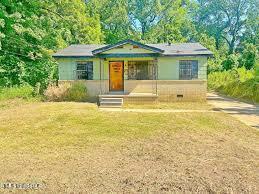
56,55,208,102
157,80,207,101
58,56,207,81
59,80,109,96
59,80,207,102
57,58,101,80
157,56,207,80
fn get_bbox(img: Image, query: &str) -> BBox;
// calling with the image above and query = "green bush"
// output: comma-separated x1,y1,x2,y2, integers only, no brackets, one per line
222,54,239,70
256,63,259,83
65,82,88,102
208,67,259,103
0,85,34,101
44,82,88,102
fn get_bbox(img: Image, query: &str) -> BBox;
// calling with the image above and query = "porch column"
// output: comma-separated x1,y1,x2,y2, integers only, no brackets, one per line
99,58,105,95
153,58,158,95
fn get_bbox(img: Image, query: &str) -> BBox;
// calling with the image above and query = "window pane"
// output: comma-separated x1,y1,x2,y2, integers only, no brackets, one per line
179,60,198,80
76,61,93,80
192,61,198,79
128,61,154,80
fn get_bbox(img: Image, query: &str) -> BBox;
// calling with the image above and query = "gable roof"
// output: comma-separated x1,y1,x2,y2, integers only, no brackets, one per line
53,40,213,58
92,39,164,55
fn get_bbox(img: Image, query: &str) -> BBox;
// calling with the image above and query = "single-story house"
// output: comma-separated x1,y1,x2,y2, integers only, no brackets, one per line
53,39,212,106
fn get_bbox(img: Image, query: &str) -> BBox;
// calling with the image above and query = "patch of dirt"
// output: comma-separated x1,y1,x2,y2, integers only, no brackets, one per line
1,130,258,193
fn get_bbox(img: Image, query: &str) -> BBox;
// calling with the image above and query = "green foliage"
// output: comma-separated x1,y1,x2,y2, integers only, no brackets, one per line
208,68,258,103
256,62,259,83
66,82,88,102
222,54,240,70
44,82,88,102
238,43,257,70
0,0,258,96
194,0,255,54
0,0,102,89
0,85,34,101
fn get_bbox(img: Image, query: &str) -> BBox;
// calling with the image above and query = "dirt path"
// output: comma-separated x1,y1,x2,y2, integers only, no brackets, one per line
207,93,259,129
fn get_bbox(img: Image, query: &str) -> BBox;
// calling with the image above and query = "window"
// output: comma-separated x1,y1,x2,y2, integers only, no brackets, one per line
179,60,198,80
128,61,155,80
76,61,93,80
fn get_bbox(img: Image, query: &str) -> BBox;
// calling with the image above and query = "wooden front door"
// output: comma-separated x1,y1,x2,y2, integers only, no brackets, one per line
109,61,124,91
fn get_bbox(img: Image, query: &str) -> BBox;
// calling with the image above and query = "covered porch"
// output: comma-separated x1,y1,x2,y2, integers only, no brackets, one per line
98,57,158,94
97,57,159,107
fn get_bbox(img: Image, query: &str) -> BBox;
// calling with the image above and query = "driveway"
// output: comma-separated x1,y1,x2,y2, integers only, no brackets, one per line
207,93,259,129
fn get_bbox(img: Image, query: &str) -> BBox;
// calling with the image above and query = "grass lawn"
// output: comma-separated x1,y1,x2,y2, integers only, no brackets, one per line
0,100,258,193
124,101,214,110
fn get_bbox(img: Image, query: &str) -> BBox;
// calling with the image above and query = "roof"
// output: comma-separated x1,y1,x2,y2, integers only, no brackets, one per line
92,39,164,54
53,40,213,58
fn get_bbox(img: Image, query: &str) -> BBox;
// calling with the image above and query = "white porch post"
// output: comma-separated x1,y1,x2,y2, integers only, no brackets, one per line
153,58,158,95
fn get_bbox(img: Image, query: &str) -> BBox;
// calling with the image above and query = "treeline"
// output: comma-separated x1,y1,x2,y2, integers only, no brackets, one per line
0,0,258,91
0,0,101,90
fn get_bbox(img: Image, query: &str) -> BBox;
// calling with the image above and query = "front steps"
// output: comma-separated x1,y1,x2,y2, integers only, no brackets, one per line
99,96,123,108
99,93,158,108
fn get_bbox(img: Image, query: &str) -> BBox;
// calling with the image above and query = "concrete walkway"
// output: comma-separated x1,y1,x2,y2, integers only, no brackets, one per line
99,108,216,113
207,93,259,129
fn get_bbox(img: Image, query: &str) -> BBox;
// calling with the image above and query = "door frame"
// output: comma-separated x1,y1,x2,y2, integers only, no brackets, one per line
109,61,124,92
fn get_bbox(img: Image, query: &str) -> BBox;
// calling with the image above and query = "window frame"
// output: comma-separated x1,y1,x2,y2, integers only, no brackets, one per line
127,61,155,80
76,61,93,80
179,60,199,80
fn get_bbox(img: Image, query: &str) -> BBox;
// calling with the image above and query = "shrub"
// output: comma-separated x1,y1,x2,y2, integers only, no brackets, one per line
65,82,88,102
222,54,239,70
44,83,70,102
238,43,257,70
208,67,259,103
44,82,88,102
0,85,34,101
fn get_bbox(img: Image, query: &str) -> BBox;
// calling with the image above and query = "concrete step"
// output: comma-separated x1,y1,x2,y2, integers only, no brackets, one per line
100,102,122,108
99,97,123,108
100,98,123,103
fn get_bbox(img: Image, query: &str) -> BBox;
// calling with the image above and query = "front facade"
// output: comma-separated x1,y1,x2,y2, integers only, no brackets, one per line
53,39,212,103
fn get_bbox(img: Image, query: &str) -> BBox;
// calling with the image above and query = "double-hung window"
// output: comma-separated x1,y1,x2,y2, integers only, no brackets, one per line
179,60,198,80
76,61,93,80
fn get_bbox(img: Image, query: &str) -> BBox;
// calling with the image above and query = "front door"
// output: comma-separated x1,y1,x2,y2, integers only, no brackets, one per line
109,61,124,91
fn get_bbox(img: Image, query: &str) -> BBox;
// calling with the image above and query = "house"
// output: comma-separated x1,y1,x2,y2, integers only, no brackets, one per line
53,39,212,106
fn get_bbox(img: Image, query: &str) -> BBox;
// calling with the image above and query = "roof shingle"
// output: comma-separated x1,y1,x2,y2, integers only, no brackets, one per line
53,42,212,57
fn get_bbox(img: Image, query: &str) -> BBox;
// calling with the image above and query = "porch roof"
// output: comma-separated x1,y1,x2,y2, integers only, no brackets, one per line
53,39,213,58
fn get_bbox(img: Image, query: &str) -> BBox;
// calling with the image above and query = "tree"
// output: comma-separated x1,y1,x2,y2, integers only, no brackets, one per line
0,0,102,89
128,0,162,40
238,43,257,70
85,0,134,43
194,0,255,54
149,0,195,43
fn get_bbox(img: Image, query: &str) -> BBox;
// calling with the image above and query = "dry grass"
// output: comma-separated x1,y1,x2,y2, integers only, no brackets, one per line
0,101,258,193
124,101,214,110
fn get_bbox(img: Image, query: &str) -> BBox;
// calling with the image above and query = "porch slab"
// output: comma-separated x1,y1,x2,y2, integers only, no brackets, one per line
99,93,158,98
99,93,158,105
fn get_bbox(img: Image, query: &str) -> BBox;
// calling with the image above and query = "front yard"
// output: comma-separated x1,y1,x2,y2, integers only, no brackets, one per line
0,101,258,193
